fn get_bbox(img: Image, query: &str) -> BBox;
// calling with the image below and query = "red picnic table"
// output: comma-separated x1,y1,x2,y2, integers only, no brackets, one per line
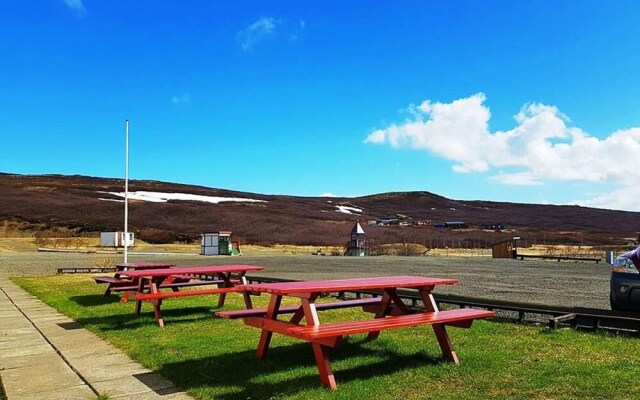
218,275,495,390
94,262,177,298
121,265,264,327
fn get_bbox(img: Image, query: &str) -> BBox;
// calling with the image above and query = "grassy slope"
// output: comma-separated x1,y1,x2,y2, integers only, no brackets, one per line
15,274,640,400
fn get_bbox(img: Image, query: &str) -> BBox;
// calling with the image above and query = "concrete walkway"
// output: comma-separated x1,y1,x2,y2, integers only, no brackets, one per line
0,274,194,400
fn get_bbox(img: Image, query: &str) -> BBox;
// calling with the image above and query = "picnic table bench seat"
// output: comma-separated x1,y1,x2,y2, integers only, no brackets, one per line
287,308,494,341
242,308,494,348
95,276,229,299
135,286,241,301
216,297,382,319
94,276,133,285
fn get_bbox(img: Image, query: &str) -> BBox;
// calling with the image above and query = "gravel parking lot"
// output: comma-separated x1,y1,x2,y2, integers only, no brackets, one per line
0,251,614,310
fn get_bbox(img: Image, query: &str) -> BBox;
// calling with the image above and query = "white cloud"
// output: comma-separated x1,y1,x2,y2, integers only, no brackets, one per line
62,0,85,12
237,17,278,51
290,19,306,41
172,93,191,104
571,186,640,211
366,93,640,210
320,192,337,197
490,171,543,186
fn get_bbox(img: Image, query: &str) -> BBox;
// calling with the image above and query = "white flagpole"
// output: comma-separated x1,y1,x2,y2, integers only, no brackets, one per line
124,119,129,263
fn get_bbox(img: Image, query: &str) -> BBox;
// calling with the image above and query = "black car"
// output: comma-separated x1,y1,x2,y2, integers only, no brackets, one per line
610,246,640,310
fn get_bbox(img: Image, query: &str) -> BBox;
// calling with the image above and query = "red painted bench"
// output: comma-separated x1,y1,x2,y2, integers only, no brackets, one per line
135,287,240,301
237,276,495,389
288,308,494,341
216,297,382,319
102,279,228,292
118,265,264,327
242,308,494,348
94,276,230,300
94,276,132,285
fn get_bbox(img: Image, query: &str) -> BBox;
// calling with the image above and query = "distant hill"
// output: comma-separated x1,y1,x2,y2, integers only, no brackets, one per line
1,172,638,247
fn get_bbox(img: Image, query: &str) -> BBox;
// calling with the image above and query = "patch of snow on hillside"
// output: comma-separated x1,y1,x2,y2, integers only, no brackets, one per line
97,197,124,203
336,205,363,214
100,191,267,204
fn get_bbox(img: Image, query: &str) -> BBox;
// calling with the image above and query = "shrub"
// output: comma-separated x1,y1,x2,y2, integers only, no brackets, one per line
137,228,175,244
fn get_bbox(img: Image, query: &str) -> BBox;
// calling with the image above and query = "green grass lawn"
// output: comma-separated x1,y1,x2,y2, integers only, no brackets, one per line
14,275,640,400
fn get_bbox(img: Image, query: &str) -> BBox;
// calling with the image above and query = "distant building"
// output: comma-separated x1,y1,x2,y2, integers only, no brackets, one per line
201,231,240,256
444,221,467,229
375,215,400,225
481,223,506,231
346,221,366,256
100,232,134,248
492,238,519,259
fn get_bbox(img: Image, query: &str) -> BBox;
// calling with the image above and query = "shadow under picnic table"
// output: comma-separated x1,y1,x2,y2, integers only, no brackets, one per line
73,306,215,330
157,339,444,399
70,294,122,306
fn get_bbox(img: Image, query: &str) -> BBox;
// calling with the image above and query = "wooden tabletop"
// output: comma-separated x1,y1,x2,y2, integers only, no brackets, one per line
121,265,264,278
114,262,176,269
239,275,459,295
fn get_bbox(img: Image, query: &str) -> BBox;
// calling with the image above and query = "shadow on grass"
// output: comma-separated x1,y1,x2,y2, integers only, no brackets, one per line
74,306,215,330
70,294,122,306
157,339,442,399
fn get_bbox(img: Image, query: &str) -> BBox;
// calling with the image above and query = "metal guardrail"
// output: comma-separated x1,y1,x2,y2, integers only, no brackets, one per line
517,254,601,263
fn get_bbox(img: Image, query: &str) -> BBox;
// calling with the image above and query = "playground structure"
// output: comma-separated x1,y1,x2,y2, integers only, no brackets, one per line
345,221,367,256
200,231,241,256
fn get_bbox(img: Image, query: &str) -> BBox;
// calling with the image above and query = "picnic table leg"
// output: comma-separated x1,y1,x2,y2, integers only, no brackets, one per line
103,269,123,297
152,299,165,327
122,278,138,303
135,278,146,315
256,294,282,359
301,296,337,389
418,287,459,364
120,276,140,303
312,343,337,390
148,281,165,327
431,325,458,364
102,284,113,298
217,292,228,308
366,291,392,341
289,293,319,324
216,272,236,308
240,276,253,309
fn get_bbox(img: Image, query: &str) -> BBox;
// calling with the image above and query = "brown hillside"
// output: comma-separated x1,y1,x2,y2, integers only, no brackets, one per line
1,173,638,247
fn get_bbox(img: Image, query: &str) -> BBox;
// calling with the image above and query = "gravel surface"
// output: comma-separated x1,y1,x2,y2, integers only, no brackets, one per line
0,251,613,310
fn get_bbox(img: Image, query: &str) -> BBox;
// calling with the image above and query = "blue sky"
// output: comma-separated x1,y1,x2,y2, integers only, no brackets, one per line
2,1,640,210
